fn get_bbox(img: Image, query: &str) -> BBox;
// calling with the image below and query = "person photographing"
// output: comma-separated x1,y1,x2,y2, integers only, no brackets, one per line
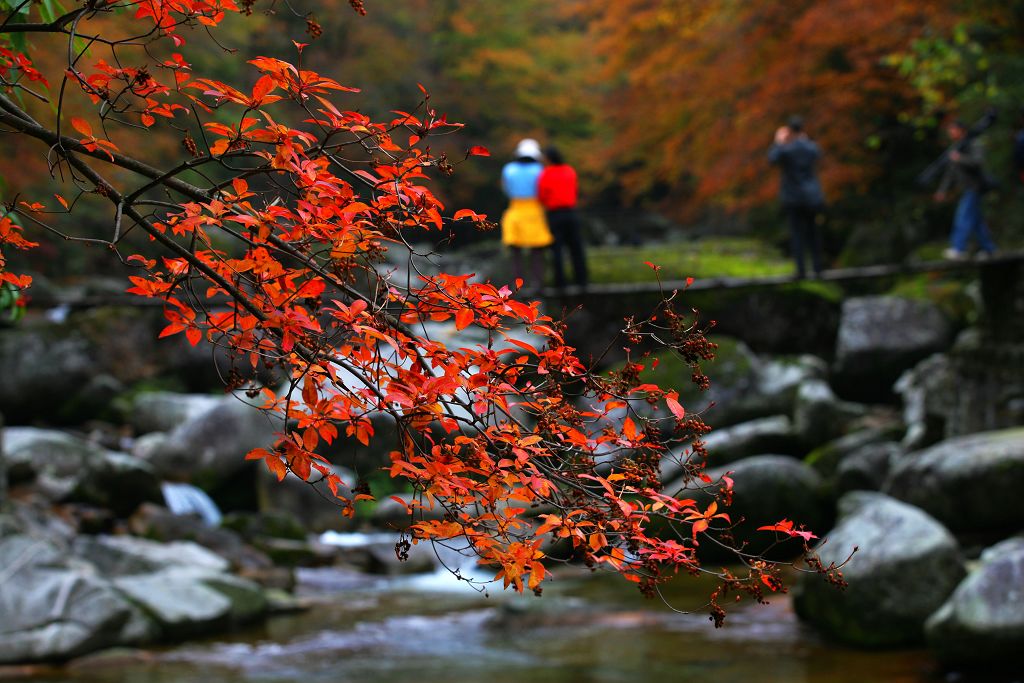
769,116,826,279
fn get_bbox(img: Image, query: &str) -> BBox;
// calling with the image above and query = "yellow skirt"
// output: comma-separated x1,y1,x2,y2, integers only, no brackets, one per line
501,198,553,248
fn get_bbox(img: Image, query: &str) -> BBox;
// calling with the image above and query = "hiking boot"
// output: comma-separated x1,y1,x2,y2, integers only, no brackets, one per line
975,250,997,261
943,248,965,261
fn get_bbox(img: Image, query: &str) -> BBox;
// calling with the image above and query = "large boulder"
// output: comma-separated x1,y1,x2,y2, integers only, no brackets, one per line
793,492,965,646
894,353,956,450
128,392,223,435
792,379,868,448
257,464,357,534
137,394,277,489
925,536,1024,667
832,296,954,401
835,441,902,494
0,535,132,664
112,569,232,639
660,415,800,483
676,455,830,557
0,306,234,424
884,427,1024,535
703,416,800,468
3,428,161,514
804,426,902,479
128,504,269,569
628,338,825,430
73,535,229,576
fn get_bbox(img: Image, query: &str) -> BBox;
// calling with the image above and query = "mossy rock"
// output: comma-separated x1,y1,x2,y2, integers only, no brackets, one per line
221,511,307,542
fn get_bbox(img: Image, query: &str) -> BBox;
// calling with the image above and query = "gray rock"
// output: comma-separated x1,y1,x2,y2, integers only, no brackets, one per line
70,451,162,516
127,503,274,574
0,323,96,424
804,427,901,478
73,535,230,576
884,427,1024,534
660,415,799,483
925,536,1024,666
3,428,161,514
793,492,965,646
894,353,955,451
792,379,867,447
257,464,356,534
708,455,828,530
836,441,902,494
704,415,800,467
659,340,824,430
832,296,954,401
112,570,232,638
668,455,829,558
129,392,222,435
3,427,100,486
140,395,278,487
0,536,132,664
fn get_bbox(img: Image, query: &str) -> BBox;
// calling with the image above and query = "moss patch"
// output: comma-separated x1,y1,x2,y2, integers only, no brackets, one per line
886,273,976,327
586,237,792,284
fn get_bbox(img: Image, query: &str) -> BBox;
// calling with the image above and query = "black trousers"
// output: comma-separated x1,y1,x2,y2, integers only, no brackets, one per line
785,206,823,278
547,209,588,288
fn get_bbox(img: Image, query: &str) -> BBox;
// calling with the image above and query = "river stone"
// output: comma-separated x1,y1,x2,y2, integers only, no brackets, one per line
113,570,233,638
0,535,132,664
894,353,955,450
3,428,161,514
676,455,829,558
884,427,1024,534
257,464,357,533
0,322,96,424
703,415,799,466
804,427,901,478
129,392,223,435
3,428,102,487
793,492,965,646
69,451,162,516
835,441,902,494
792,379,868,448
73,535,230,576
659,415,799,483
140,395,277,488
832,296,954,401
925,536,1024,666
128,504,273,571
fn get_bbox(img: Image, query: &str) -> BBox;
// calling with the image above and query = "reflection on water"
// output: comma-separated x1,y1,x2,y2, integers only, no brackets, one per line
8,567,960,683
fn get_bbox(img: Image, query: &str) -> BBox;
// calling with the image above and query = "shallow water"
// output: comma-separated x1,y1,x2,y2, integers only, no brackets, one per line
9,564,979,683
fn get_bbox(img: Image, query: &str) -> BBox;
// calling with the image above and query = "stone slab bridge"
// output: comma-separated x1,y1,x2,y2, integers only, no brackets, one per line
545,251,1024,357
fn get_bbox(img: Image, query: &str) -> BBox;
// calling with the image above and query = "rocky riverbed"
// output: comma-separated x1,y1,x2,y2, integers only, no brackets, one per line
1,288,1023,677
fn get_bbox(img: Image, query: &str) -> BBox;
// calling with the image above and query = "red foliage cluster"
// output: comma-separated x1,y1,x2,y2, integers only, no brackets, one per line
0,0,832,617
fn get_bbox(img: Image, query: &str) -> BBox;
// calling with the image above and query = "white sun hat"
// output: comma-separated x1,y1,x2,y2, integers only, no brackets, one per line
514,138,543,161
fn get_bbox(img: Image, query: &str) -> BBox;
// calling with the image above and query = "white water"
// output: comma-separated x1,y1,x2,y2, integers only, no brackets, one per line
161,481,222,526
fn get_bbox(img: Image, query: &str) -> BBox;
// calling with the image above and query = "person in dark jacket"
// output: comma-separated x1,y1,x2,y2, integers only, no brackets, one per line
934,119,996,259
1014,110,1024,186
537,146,588,291
768,116,826,279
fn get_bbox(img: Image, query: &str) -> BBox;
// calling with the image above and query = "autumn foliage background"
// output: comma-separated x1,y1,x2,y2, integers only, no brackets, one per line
4,0,1024,264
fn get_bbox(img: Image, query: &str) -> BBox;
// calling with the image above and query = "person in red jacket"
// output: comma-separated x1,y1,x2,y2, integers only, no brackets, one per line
537,146,588,291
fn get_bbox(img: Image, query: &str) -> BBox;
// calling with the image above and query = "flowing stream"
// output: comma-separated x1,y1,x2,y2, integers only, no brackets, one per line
16,552,950,683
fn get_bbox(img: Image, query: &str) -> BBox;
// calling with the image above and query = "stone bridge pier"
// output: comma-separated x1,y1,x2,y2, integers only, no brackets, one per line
943,260,1024,436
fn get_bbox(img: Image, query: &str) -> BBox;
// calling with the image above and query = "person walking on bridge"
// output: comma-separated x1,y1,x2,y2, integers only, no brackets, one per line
769,116,826,279
500,138,553,295
934,118,997,260
538,145,588,293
